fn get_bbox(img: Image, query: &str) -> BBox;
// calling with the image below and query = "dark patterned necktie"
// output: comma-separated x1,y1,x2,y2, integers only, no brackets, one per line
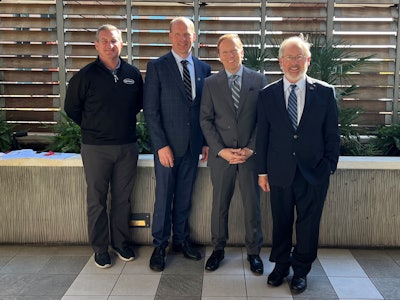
230,74,240,112
288,84,298,129
181,60,192,101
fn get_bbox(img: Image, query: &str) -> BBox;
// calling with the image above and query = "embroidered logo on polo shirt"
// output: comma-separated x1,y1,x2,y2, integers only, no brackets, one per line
123,78,135,85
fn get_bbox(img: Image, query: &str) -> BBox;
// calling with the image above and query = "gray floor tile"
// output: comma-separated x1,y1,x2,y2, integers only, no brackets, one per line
38,256,90,275
0,256,13,269
0,245,22,256
0,256,50,274
0,273,35,296
371,277,400,300
292,275,338,299
357,258,400,278
162,249,205,275
156,274,203,297
308,259,325,277
385,249,400,264
155,296,200,300
14,296,62,300
351,249,393,261
19,274,76,296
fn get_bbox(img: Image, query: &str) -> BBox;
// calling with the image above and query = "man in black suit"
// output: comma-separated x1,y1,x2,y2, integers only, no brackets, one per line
143,17,211,272
256,35,340,293
200,34,267,275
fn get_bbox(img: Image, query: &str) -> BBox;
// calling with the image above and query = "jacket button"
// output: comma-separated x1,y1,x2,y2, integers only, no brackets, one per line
293,152,296,156
293,134,298,139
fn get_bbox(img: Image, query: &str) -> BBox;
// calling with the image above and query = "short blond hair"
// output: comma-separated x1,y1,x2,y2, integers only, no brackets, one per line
217,33,243,51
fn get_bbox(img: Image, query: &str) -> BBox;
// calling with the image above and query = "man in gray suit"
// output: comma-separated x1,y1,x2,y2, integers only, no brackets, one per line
200,34,267,275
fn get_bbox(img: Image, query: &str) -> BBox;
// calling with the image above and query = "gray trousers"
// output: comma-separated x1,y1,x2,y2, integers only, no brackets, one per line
210,163,263,255
81,143,138,253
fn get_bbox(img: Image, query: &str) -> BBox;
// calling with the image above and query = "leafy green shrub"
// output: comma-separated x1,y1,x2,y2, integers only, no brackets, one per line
48,111,151,154
47,111,81,153
371,124,400,156
0,116,14,152
136,110,151,154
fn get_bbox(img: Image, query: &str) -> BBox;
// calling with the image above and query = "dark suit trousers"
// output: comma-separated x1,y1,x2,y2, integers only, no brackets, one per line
210,162,263,255
269,167,329,277
152,147,199,248
81,143,138,253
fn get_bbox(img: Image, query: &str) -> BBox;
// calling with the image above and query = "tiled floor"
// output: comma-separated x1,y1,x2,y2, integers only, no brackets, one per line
0,245,399,299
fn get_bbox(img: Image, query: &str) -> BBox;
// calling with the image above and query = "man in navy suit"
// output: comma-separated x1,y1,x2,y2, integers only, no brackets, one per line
200,34,267,275
256,35,340,293
143,17,211,272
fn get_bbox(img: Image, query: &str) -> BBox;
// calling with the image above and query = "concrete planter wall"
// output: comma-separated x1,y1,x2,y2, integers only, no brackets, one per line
1,155,399,247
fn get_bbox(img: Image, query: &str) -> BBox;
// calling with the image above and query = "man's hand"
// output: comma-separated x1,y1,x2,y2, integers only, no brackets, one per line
158,146,174,168
258,175,270,192
219,147,253,164
200,146,209,162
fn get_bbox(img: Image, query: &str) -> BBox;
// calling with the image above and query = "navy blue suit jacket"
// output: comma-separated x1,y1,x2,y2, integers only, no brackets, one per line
256,76,340,186
143,52,211,157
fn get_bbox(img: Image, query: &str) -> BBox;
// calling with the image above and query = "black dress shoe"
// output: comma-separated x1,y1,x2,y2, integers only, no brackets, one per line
267,268,290,286
173,240,202,260
290,276,307,293
205,250,224,271
149,246,166,272
247,255,264,275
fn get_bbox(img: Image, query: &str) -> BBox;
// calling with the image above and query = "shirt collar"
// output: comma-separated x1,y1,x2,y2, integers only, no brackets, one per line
226,65,244,78
283,75,306,92
171,49,194,65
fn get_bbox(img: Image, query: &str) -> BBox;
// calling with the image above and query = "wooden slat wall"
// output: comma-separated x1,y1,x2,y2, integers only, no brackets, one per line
0,0,399,136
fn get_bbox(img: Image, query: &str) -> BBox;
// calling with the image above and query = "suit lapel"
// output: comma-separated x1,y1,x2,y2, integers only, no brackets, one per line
166,52,191,106
193,57,203,104
215,70,236,115
236,67,251,116
298,77,317,129
273,79,293,130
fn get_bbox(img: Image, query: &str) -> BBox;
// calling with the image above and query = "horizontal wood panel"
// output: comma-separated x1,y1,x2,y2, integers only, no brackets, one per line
8,123,56,133
0,17,55,28
335,6,396,17
2,57,58,69
6,111,56,122
1,0,399,140
340,100,388,112
1,68,58,82
0,3,56,14
5,98,59,109
2,85,57,95
0,31,56,42
0,44,57,56
63,4,126,15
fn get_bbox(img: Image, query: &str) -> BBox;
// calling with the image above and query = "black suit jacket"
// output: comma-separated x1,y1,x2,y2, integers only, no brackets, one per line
256,76,340,186
143,51,211,157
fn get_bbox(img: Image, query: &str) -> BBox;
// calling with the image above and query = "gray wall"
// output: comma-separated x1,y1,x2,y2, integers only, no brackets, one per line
1,155,399,247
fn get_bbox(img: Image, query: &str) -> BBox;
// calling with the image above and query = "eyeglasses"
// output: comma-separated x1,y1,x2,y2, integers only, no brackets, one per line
282,55,306,62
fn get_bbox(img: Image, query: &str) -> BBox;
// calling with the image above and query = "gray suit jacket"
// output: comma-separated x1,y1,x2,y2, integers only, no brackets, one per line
200,66,268,169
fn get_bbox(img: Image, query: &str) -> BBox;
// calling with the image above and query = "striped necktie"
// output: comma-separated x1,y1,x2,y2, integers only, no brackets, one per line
230,74,240,112
288,84,298,129
181,60,192,101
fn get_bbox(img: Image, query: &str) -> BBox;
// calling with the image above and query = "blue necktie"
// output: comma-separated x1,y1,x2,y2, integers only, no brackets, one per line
288,84,298,129
230,74,240,112
181,60,192,101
